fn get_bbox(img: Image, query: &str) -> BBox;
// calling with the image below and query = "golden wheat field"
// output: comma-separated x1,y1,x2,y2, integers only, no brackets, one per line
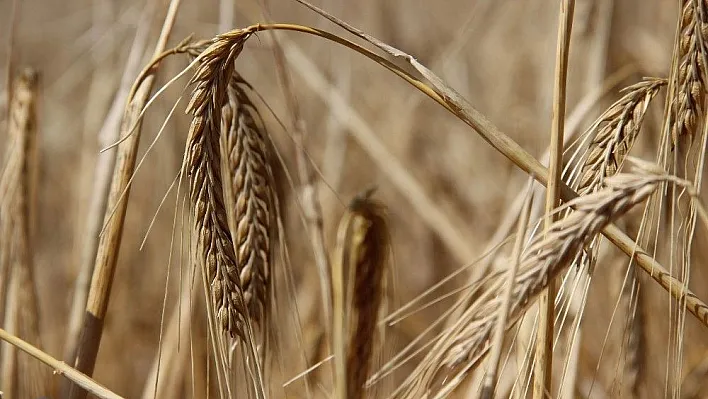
2,0,708,398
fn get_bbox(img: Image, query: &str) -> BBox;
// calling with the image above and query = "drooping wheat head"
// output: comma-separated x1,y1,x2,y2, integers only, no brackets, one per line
394,170,670,398
568,79,665,371
184,29,261,340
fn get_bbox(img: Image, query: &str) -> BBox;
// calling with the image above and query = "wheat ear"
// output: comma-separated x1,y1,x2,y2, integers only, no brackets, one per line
219,74,276,328
221,73,280,395
579,78,667,193
185,30,281,399
395,169,673,398
673,0,708,143
185,31,249,339
332,190,388,399
184,28,282,399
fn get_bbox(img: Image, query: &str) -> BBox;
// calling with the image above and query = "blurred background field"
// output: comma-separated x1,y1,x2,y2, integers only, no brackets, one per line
2,0,708,398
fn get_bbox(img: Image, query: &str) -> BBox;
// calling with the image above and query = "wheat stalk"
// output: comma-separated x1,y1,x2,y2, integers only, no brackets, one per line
535,2,575,396
332,190,388,399
64,2,158,364
64,2,182,397
0,327,122,399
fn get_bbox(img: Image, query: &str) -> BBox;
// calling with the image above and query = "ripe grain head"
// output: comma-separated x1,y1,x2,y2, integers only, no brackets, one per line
672,0,708,143
184,29,256,340
394,170,669,398
219,73,278,330
332,189,389,399
342,191,388,399
578,78,666,194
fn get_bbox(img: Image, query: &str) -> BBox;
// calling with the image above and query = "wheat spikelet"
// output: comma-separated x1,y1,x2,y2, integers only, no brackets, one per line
332,190,389,399
219,74,277,329
394,170,669,398
184,29,256,339
578,78,666,193
673,0,708,143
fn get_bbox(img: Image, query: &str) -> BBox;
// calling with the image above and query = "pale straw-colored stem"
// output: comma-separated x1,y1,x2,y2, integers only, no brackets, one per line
0,327,123,399
64,0,158,365
63,1,182,398
481,183,533,399
536,2,575,397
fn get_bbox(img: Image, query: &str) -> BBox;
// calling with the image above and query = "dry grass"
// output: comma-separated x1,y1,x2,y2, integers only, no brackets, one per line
4,1,708,399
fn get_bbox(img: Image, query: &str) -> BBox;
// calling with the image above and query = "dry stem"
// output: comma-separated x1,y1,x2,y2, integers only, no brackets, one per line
480,183,533,399
64,1,182,397
0,328,122,399
64,0,159,364
535,2,575,397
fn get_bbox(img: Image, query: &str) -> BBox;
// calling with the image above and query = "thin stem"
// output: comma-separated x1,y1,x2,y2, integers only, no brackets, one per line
0,328,123,399
481,183,533,399
268,27,334,355
62,1,182,398
259,0,336,391
536,1,575,397
64,0,158,365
